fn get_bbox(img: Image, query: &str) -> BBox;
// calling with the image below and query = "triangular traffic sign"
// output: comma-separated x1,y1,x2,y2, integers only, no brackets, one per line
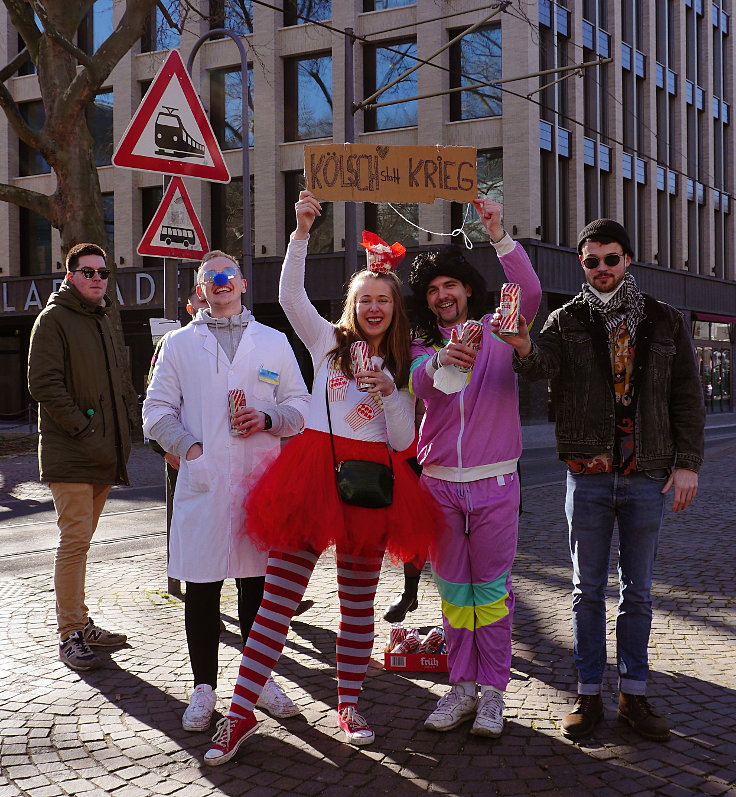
137,177,209,261
113,49,231,183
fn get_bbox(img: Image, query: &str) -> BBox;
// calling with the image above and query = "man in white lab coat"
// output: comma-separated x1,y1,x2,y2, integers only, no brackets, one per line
143,250,310,732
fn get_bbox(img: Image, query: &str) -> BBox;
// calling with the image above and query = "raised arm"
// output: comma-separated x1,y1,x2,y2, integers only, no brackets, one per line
279,190,335,353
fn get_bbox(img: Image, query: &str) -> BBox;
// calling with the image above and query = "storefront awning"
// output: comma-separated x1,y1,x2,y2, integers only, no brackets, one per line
694,312,736,324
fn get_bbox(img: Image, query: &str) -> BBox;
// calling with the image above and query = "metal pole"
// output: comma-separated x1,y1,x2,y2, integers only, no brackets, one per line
344,27,357,282
187,30,253,307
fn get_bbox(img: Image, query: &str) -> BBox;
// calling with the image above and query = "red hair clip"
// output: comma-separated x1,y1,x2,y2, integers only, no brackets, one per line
359,231,406,273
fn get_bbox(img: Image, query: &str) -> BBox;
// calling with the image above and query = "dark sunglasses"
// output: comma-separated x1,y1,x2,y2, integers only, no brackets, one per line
200,265,239,284
582,253,626,269
73,267,111,279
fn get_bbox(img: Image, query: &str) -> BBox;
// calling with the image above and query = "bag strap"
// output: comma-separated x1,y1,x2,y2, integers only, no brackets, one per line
324,372,393,474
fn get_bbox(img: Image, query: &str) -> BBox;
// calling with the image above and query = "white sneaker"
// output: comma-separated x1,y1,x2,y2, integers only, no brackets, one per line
255,678,301,719
182,684,217,731
471,688,505,737
424,687,477,731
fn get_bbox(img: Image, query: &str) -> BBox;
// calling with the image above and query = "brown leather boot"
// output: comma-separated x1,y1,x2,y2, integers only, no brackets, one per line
618,693,671,741
561,694,604,739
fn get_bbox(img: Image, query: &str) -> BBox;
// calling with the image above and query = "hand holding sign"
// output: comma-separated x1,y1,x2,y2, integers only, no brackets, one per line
471,198,505,242
294,190,322,240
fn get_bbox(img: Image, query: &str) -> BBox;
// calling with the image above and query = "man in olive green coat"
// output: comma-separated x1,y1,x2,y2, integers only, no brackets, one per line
28,243,131,672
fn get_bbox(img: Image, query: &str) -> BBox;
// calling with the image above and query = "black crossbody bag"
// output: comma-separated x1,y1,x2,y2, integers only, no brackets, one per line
325,381,394,508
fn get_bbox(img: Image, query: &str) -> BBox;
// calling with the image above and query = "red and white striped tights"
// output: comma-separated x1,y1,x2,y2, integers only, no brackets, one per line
228,546,384,718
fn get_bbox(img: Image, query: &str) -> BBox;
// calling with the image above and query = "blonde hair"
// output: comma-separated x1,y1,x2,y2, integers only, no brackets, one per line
197,250,242,283
328,270,411,389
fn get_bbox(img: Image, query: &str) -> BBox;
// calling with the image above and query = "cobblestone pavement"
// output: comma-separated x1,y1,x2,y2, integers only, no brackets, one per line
0,441,734,796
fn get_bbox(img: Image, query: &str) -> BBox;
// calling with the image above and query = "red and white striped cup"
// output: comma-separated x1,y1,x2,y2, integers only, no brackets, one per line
350,341,372,391
498,283,521,336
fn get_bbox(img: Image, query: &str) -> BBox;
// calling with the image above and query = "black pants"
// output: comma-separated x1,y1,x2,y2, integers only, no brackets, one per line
184,576,265,689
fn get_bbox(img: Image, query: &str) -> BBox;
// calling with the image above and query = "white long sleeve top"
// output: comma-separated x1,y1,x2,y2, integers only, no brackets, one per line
279,236,415,452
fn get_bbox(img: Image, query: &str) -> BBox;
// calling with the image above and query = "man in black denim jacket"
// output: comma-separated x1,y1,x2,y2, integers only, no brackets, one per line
490,219,705,744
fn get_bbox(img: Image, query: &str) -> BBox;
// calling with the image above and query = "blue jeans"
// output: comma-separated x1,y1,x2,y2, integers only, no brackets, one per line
565,470,666,696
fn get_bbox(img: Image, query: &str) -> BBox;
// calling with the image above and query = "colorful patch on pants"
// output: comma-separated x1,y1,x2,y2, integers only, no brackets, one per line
434,570,510,631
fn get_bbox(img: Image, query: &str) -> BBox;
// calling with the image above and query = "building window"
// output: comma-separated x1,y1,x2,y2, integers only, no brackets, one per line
20,207,52,275
451,149,503,242
696,343,731,413
211,177,255,258
141,186,164,268
19,101,50,176
363,0,415,8
102,192,115,261
364,202,419,246
284,171,333,253
284,54,333,141
364,40,417,131
211,68,254,150
142,1,181,52
79,0,114,55
210,0,253,35
449,25,502,121
88,91,114,167
283,0,331,26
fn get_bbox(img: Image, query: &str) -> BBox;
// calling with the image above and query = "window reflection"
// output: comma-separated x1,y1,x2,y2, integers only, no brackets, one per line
451,149,503,242
19,101,50,176
284,0,331,26
142,1,181,52
365,202,419,246
450,25,502,120
211,176,255,257
696,344,732,412
88,91,114,167
285,55,333,141
20,208,52,275
141,186,164,268
211,68,254,149
365,40,417,130
102,192,115,262
80,0,114,54
210,0,254,34
284,171,333,253
363,0,415,9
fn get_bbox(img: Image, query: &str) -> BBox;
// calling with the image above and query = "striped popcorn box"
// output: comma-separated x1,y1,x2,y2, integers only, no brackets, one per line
327,368,349,401
227,389,246,435
344,397,382,431
350,341,372,391
498,282,521,336
457,319,483,372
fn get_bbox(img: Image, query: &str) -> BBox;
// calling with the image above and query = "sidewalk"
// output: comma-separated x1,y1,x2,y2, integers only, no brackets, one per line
1,440,735,796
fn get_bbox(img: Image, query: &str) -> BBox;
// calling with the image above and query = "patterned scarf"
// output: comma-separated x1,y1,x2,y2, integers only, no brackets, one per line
581,270,645,343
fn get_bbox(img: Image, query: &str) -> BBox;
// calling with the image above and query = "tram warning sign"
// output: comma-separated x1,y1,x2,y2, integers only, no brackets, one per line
113,49,230,183
137,177,209,261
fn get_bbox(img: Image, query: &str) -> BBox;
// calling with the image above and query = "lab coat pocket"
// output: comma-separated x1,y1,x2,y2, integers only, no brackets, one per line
184,452,211,493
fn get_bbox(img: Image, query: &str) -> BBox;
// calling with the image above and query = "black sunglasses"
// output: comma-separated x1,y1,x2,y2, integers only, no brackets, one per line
73,267,111,279
582,253,625,270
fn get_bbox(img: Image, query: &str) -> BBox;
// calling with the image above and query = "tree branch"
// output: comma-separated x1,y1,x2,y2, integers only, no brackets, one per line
0,181,55,223
27,0,94,68
156,0,181,33
0,81,49,152
3,0,42,62
63,0,159,113
0,47,31,82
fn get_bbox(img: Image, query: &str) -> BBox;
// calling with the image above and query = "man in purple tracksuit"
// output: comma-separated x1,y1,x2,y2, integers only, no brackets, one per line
408,200,541,737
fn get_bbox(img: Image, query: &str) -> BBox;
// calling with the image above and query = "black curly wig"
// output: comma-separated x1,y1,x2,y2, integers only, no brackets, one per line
408,245,488,346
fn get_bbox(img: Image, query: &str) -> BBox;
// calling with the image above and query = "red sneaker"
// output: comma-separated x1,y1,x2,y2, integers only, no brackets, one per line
337,706,375,746
204,713,257,766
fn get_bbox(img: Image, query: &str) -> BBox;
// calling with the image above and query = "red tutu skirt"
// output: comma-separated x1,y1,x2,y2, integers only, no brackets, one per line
242,429,442,565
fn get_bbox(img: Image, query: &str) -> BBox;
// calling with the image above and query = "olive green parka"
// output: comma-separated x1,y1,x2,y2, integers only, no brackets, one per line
27,281,131,485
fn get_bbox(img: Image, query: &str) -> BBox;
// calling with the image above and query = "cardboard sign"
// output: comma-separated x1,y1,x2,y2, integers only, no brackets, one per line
304,144,476,203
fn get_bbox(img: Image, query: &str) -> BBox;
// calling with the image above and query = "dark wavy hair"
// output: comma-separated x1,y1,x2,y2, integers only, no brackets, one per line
407,245,487,347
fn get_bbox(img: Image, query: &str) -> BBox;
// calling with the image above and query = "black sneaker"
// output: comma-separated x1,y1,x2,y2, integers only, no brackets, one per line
561,694,604,739
59,630,101,671
618,693,671,742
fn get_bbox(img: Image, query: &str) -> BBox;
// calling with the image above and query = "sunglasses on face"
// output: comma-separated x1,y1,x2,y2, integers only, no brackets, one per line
73,267,111,279
581,253,626,269
200,265,239,284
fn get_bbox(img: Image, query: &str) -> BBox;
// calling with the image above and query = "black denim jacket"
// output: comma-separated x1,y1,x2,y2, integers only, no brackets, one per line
513,293,705,472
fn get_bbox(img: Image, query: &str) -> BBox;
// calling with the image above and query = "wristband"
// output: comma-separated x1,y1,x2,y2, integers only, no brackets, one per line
490,229,507,244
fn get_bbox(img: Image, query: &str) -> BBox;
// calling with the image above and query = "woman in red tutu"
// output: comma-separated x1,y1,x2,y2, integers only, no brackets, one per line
205,191,441,765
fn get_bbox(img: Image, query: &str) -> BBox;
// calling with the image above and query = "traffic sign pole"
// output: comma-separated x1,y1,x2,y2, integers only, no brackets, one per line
187,30,252,307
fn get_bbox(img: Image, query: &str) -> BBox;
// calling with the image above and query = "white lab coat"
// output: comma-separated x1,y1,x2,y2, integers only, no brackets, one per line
142,319,310,581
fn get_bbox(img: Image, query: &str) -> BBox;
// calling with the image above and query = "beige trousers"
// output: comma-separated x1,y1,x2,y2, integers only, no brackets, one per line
49,482,112,641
